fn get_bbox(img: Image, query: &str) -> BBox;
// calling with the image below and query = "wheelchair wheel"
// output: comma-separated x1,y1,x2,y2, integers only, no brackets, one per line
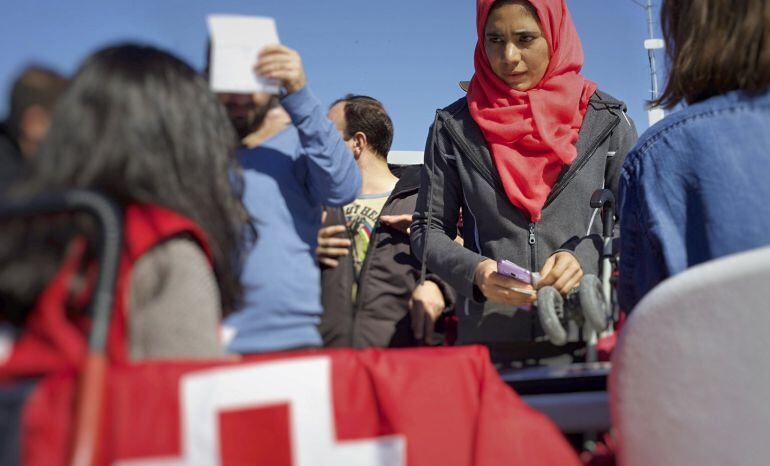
578,274,610,333
537,286,568,346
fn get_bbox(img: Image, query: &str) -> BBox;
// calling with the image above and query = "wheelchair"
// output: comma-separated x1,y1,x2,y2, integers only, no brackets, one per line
536,189,618,350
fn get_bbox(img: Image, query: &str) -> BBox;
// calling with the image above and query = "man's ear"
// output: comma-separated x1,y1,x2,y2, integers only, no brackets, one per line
20,105,51,157
352,131,368,159
22,105,50,140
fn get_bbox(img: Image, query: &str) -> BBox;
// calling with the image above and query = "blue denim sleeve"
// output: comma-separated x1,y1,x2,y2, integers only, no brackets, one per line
618,168,644,311
281,87,361,206
618,149,677,312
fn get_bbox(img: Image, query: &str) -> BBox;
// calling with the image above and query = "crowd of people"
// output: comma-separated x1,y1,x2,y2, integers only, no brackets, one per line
1,0,769,371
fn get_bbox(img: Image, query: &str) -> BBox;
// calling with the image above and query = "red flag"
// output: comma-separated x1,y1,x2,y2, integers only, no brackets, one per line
20,346,581,466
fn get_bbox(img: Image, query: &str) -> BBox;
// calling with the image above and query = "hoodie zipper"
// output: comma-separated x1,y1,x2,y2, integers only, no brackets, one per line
528,222,537,272
543,115,620,209
441,109,620,273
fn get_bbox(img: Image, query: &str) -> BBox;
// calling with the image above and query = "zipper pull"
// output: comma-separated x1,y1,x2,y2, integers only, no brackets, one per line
528,223,536,245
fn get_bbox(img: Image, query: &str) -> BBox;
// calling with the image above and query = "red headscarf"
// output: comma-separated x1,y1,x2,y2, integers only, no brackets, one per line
467,0,597,222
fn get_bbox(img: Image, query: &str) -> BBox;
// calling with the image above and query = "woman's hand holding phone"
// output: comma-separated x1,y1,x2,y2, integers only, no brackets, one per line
473,259,536,307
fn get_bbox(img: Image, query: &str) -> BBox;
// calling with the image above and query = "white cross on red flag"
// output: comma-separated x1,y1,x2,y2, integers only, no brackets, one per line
19,346,581,466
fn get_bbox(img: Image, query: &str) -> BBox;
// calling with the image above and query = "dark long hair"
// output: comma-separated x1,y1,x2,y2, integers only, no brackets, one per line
655,0,770,108
2,43,252,318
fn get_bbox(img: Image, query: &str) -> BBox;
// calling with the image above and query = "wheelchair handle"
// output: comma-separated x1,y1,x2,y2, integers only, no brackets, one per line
0,190,122,466
0,190,123,352
590,189,615,240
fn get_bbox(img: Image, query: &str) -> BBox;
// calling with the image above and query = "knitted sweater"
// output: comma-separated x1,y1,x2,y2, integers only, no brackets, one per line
128,238,224,359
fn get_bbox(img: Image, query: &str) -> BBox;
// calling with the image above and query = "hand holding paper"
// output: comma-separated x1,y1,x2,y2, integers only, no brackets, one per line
255,45,307,95
207,14,281,94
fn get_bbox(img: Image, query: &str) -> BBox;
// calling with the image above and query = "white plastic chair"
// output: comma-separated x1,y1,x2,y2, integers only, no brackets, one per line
611,246,770,466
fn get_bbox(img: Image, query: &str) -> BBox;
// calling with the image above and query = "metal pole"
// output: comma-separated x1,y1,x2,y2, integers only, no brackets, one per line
647,0,660,101
640,0,666,126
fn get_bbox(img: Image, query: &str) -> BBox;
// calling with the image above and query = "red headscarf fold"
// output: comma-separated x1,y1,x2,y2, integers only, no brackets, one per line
467,0,597,222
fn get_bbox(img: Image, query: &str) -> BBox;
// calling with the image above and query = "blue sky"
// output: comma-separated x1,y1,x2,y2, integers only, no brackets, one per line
0,0,662,150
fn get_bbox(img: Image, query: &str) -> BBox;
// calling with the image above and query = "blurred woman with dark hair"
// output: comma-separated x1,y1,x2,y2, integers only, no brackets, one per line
0,44,252,361
618,0,770,310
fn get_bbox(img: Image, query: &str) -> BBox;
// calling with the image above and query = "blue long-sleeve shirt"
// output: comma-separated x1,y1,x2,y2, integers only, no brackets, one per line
618,88,770,312
224,87,361,353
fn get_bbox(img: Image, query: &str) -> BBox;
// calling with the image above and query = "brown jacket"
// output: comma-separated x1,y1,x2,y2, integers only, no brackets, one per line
319,165,455,348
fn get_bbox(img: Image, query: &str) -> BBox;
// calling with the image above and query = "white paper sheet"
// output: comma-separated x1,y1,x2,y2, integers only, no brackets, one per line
207,14,281,94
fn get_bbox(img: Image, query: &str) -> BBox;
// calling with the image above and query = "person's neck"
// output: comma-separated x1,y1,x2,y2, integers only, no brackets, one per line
358,152,398,196
242,107,292,149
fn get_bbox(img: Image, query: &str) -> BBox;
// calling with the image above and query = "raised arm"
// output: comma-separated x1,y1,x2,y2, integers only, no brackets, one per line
282,87,361,206
257,45,361,206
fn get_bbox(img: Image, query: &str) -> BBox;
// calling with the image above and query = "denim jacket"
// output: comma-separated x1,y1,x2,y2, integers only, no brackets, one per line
618,88,770,311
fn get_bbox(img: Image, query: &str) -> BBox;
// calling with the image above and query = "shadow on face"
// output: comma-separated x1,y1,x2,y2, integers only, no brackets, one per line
217,91,278,139
484,0,550,91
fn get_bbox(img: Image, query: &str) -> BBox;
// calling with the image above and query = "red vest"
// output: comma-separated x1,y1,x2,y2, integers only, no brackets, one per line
0,204,212,378
2,208,583,466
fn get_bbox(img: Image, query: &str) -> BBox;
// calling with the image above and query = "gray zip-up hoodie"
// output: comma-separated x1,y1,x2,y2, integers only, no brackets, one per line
411,91,637,362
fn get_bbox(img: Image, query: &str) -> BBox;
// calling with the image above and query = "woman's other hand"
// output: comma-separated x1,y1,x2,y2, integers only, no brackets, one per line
537,252,583,295
473,259,536,307
408,280,446,344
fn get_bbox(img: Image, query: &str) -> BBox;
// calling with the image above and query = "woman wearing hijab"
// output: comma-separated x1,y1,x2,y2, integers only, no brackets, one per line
411,0,637,365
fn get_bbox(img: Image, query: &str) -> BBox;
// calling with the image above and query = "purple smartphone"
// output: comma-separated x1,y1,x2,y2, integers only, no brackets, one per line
497,259,537,285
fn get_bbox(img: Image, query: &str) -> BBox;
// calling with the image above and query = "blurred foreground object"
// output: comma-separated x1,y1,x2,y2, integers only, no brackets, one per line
612,246,770,466
0,190,121,466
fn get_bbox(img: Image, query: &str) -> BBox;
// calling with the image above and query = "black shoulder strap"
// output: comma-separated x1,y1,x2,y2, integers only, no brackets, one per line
419,111,441,285
592,100,625,188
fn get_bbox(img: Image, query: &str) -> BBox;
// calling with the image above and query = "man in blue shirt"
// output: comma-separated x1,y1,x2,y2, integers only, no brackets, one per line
219,45,361,353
